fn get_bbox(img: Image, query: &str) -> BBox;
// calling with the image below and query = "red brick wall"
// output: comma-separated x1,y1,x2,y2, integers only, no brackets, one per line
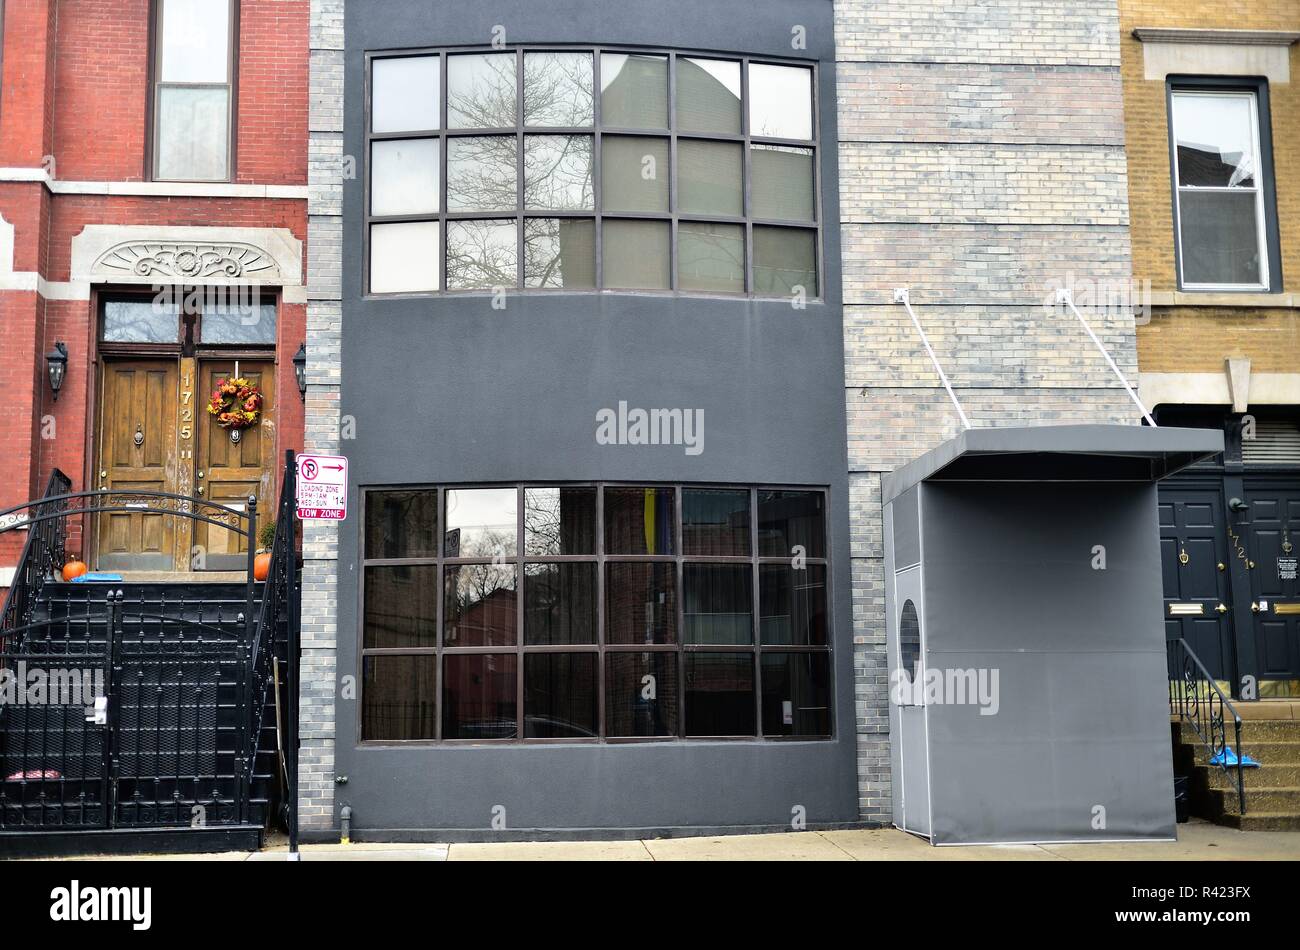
0,1,308,577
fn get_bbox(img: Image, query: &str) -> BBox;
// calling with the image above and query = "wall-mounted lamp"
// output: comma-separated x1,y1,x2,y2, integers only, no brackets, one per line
46,342,68,402
293,343,307,400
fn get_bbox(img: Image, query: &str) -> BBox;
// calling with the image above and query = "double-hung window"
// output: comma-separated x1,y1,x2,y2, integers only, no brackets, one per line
152,0,236,182
1169,85,1278,292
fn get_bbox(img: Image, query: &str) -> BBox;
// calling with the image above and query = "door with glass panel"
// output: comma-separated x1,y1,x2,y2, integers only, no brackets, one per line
93,293,278,572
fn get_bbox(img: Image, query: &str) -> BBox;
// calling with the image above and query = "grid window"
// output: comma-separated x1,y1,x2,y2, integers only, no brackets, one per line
360,485,833,742
366,46,820,297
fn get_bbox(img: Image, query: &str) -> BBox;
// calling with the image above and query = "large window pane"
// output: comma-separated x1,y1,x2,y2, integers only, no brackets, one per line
605,487,676,554
156,86,229,181
443,654,517,739
445,487,518,557
678,222,744,294
446,219,518,290
601,136,669,212
524,52,593,127
1179,190,1262,286
364,566,437,649
525,653,597,737
753,226,817,297
370,222,439,294
748,64,813,140
365,490,438,559
677,58,741,134
200,298,277,345
159,0,230,83
757,490,826,558
606,562,678,645
524,488,596,555
443,564,517,646
760,564,827,645
447,52,517,129
447,136,518,212
678,140,742,216
606,653,679,737
371,56,440,133
524,135,594,210
761,653,830,737
362,656,436,740
524,218,596,289
371,139,440,216
752,145,815,221
603,220,670,289
683,489,750,556
101,300,179,343
525,563,597,645
684,563,753,644
601,53,668,130
685,653,755,736
1173,92,1257,188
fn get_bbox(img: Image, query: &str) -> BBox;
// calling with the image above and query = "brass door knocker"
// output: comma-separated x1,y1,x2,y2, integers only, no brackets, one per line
133,424,144,447
1178,544,1189,566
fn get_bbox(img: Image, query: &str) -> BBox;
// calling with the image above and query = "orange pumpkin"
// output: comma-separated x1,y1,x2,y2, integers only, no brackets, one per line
62,559,88,582
253,552,273,582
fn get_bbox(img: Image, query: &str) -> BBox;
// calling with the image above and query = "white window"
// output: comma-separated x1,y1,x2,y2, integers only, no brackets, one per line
1169,89,1271,291
153,0,235,182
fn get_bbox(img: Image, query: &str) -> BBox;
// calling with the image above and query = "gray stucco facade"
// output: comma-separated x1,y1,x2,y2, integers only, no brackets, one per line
301,0,1147,839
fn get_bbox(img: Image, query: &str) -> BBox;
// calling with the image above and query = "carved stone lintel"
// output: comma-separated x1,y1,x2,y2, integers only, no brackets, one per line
94,242,278,281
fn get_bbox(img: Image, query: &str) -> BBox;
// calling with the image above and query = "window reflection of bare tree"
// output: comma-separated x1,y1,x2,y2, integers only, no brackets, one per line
446,52,596,288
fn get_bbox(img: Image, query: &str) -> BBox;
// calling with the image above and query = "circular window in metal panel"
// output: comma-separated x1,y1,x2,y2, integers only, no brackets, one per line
899,599,921,681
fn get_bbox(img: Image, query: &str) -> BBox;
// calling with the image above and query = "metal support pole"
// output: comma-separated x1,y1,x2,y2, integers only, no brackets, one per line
285,450,301,860
1057,288,1157,427
893,288,972,431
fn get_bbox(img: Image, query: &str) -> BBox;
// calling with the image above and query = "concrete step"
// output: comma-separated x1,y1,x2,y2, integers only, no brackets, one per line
1193,741,1300,766
1207,786,1300,814
1217,812,1300,833
1204,763,1300,789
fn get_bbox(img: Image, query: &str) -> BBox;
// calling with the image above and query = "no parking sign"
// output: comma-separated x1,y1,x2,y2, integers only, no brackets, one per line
296,454,348,521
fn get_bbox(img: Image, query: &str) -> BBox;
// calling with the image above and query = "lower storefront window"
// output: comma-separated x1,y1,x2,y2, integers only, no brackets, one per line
359,483,832,741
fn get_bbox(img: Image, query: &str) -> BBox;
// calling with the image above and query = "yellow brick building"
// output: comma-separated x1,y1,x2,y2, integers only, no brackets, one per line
1120,2,1300,699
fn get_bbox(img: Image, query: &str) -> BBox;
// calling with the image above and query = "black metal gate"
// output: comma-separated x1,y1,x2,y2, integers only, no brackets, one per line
0,588,248,830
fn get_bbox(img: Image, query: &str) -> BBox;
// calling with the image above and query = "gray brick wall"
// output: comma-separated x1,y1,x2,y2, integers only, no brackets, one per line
833,0,1139,825
299,0,345,835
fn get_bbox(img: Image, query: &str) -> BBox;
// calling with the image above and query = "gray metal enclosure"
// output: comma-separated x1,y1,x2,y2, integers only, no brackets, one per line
882,425,1223,845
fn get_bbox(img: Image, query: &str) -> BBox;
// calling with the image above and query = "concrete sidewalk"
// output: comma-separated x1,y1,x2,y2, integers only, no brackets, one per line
47,820,1300,861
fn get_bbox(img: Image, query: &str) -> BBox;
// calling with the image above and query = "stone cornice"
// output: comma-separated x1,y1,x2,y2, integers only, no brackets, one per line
1132,28,1300,47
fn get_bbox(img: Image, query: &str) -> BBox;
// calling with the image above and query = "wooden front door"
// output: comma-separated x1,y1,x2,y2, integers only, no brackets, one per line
95,360,180,571
196,360,276,570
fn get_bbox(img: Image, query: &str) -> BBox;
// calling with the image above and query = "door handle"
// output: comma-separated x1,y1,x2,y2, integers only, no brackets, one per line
99,470,107,479
1251,602,1260,613
1216,603,1228,614
197,486,205,495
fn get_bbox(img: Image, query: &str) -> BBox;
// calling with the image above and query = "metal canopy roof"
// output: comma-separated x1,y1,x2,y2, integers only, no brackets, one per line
881,424,1224,504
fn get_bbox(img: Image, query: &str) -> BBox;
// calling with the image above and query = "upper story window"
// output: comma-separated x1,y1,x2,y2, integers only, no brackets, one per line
152,0,236,182
366,47,821,298
1169,85,1279,292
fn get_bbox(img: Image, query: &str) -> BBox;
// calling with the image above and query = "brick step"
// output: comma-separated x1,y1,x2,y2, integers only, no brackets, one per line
1192,741,1300,766
1175,720,1300,743
1207,786,1300,814
1204,763,1300,789
1216,812,1300,832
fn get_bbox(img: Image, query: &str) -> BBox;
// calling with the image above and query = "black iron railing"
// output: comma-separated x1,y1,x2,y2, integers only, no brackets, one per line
246,451,300,850
0,467,300,837
0,469,73,648
1168,637,1246,815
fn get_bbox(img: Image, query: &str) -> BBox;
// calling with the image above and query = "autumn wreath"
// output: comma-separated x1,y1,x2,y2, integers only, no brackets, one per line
206,377,263,430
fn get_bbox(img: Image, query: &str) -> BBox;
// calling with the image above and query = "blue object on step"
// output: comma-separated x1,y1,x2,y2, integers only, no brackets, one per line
1209,746,1260,768
71,573,124,583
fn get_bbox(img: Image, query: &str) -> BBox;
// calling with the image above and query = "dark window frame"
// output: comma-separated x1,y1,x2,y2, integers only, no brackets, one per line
96,288,279,357
1165,76,1283,294
363,43,823,299
358,482,834,745
148,0,240,183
